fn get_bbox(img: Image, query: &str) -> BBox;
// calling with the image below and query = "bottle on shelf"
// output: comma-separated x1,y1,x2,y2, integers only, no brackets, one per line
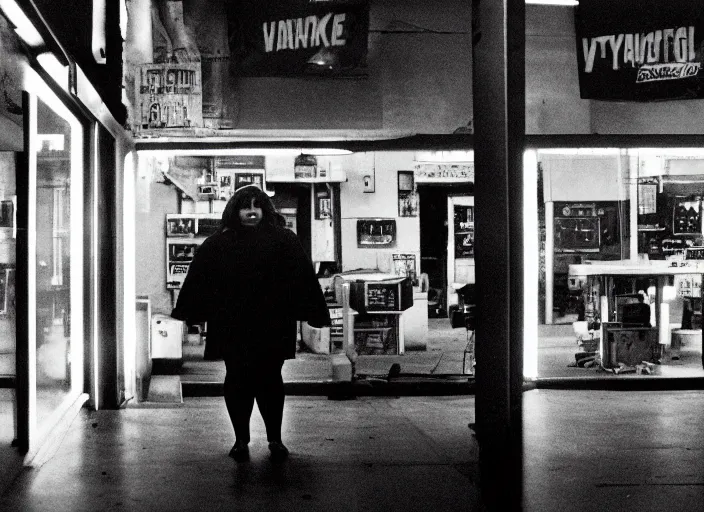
687,204,699,233
675,203,688,233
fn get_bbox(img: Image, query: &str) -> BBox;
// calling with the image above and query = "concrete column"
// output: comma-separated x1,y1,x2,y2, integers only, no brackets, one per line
472,0,525,509
125,0,154,66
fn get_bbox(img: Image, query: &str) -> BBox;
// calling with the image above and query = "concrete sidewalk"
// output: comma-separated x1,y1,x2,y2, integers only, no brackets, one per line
0,396,480,512
3,390,704,511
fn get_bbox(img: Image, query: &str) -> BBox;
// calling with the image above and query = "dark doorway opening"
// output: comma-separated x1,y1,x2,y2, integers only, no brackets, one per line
418,186,449,317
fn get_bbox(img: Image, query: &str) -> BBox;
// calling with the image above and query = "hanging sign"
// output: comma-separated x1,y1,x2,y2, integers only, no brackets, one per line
575,0,704,101
227,0,370,76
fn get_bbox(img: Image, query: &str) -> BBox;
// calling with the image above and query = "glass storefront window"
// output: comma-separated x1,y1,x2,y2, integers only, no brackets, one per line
26,76,84,451
0,151,17,452
34,97,74,427
536,148,704,380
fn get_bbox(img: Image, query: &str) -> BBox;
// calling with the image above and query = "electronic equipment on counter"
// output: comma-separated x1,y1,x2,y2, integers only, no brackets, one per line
348,277,413,314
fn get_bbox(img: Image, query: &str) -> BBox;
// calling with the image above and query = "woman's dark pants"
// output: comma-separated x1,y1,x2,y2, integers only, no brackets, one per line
223,358,285,444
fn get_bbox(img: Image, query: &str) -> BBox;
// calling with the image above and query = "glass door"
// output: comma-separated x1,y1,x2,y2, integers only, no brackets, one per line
447,195,475,312
24,78,84,454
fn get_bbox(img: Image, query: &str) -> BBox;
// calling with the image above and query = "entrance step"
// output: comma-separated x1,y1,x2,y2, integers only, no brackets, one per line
147,375,183,403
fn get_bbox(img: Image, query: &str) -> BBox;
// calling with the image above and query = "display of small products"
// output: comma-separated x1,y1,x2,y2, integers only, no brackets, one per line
675,275,701,298
354,327,396,355
353,314,399,355
685,246,704,260
672,196,702,235
165,214,220,289
661,237,690,255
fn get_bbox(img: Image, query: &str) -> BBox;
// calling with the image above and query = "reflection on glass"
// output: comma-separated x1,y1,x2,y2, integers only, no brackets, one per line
0,151,17,455
35,98,72,428
454,205,474,258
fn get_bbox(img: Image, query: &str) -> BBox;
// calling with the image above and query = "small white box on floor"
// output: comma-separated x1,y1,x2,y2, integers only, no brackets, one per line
301,321,331,354
331,353,352,381
151,314,184,359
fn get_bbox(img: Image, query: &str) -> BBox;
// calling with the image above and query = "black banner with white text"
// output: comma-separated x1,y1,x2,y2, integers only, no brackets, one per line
575,0,704,101
227,0,370,77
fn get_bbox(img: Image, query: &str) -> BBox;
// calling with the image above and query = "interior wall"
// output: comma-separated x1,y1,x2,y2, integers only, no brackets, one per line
231,0,472,133
134,156,178,315
542,154,631,202
123,3,704,138
590,101,704,135
526,5,590,134
339,151,421,272
126,0,473,135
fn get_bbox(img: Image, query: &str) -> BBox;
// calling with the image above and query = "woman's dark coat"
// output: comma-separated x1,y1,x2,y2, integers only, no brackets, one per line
171,222,331,362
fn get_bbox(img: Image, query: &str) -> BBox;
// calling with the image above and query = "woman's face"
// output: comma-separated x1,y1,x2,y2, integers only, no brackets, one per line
238,198,263,227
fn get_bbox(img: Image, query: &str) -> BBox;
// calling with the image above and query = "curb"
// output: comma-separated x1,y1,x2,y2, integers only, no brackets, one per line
533,376,704,391
181,376,704,398
182,376,477,398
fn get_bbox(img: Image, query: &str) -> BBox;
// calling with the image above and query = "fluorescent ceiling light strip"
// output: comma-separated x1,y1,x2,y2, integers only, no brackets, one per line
92,0,106,63
526,0,578,5
142,148,352,157
0,0,44,47
523,150,539,380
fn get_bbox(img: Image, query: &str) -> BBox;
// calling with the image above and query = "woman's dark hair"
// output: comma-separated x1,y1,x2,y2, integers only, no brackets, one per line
220,185,285,232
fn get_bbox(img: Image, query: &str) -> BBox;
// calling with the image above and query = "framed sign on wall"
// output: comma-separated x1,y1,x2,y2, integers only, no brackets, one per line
357,219,396,247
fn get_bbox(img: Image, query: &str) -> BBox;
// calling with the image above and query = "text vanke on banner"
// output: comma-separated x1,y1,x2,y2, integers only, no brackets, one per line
227,0,370,77
575,0,704,101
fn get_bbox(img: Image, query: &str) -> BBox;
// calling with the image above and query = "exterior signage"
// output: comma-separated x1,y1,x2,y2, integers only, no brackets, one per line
136,63,203,130
414,163,474,181
227,0,370,76
575,0,704,101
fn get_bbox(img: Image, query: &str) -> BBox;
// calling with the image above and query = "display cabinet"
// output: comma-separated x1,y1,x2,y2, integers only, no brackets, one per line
352,312,403,355
165,213,220,289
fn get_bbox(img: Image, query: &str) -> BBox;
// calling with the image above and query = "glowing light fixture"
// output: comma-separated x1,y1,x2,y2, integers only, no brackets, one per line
415,150,474,163
92,0,107,64
663,285,677,302
526,0,578,5
0,0,44,47
36,52,69,91
523,150,539,380
141,148,352,157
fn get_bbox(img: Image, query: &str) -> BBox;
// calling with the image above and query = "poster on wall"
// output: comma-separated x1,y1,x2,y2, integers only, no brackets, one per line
454,205,474,258
414,163,474,182
392,254,418,286
575,0,704,101
357,219,396,247
226,0,370,76
398,170,418,217
315,184,332,219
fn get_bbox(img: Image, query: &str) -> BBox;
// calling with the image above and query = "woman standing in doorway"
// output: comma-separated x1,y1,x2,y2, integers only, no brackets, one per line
172,185,331,462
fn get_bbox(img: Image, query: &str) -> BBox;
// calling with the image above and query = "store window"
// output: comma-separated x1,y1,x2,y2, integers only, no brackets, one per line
0,152,17,453
26,81,84,450
536,148,704,380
